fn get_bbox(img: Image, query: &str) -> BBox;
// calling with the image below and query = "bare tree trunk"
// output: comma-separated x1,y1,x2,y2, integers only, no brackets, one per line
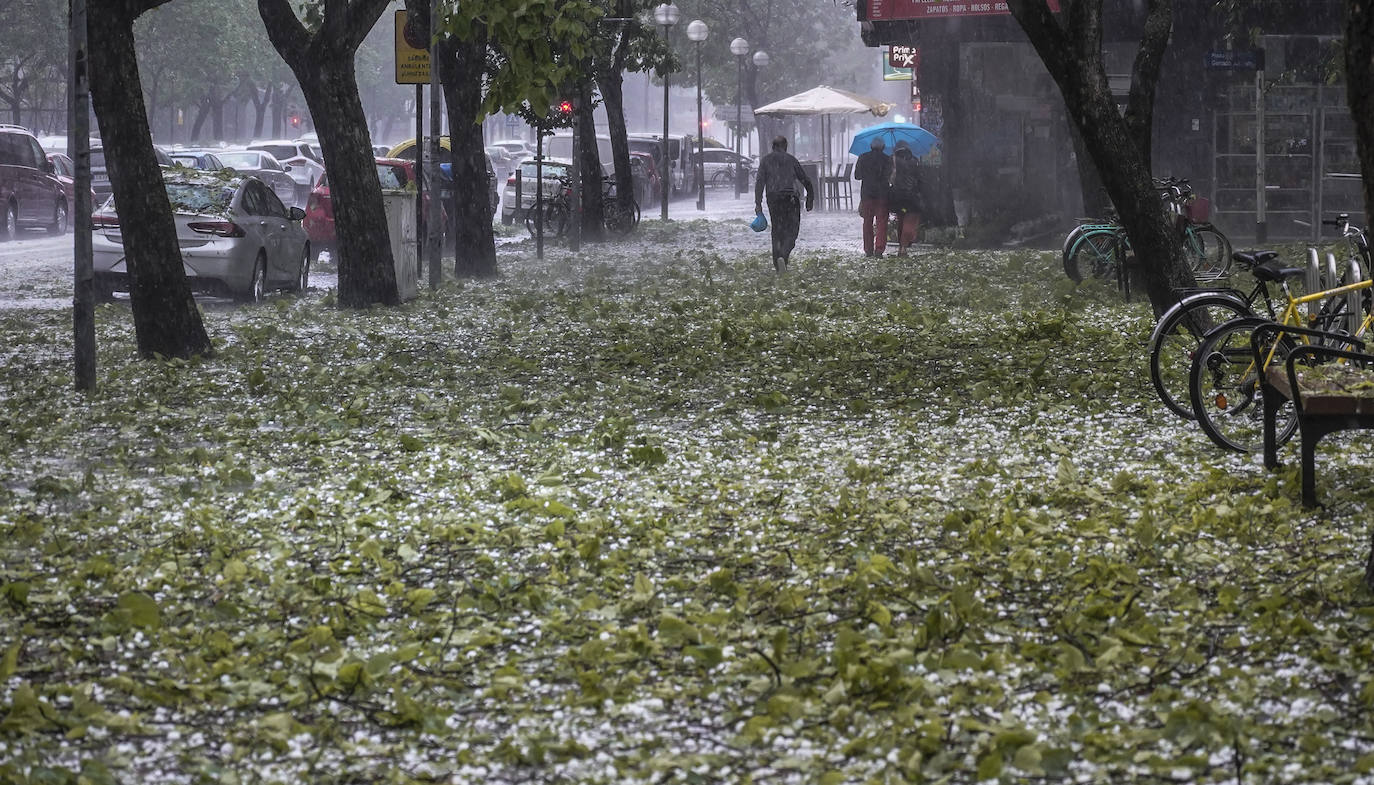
1348,0,1374,236
575,77,604,241
87,0,212,360
597,65,638,217
437,27,497,278
258,0,398,308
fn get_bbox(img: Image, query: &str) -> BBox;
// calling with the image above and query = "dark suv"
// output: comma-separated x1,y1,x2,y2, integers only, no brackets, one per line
0,125,66,240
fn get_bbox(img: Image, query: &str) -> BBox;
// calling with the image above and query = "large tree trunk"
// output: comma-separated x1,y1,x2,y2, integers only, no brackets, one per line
597,66,638,219
437,29,498,279
87,0,212,360
258,0,398,308
1349,0,1374,235
1007,0,1189,317
575,77,604,242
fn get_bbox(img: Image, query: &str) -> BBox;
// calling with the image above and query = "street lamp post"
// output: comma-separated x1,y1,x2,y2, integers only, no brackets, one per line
654,3,680,222
751,49,769,161
730,37,748,198
687,20,708,212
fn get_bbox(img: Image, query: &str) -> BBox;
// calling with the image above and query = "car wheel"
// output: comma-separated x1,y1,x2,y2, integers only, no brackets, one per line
1,201,16,242
294,245,310,293
242,253,267,303
48,200,68,235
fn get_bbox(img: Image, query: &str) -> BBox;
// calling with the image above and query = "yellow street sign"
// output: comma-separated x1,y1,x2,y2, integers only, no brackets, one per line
395,10,431,85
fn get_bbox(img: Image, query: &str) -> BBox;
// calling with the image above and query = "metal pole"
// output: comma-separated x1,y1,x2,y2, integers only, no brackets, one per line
415,85,425,277
734,55,742,199
70,0,94,391
571,94,582,251
696,41,705,211
661,23,671,222
427,0,442,288
1255,47,1267,243
535,132,544,260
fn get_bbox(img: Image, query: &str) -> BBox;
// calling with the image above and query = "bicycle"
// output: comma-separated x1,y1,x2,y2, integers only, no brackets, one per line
526,175,642,238
525,176,572,238
1150,214,1372,421
1062,178,1232,284
1188,247,1373,453
601,177,640,236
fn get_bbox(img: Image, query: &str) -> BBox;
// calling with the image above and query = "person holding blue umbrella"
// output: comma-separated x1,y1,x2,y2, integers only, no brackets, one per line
853,135,890,257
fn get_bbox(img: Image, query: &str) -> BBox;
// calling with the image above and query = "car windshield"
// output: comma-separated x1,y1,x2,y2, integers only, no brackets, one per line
170,155,202,168
253,145,296,161
218,152,265,170
164,182,235,215
519,161,569,180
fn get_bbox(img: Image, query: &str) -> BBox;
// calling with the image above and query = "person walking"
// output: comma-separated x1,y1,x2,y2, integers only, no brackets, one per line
754,135,815,271
853,136,890,257
886,140,923,256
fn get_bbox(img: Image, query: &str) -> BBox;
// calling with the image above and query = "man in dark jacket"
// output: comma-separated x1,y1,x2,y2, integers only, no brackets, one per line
754,135,815,271
852,136,890,257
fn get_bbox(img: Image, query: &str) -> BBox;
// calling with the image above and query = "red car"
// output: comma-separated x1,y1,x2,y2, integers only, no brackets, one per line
303,157,444,259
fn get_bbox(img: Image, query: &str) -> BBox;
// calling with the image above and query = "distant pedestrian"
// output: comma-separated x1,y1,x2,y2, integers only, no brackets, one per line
887,140,923,256
754,135,815,271
853,136,890,257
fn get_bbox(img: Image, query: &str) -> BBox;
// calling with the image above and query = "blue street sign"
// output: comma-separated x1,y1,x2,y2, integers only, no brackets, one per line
1205,49,1263,70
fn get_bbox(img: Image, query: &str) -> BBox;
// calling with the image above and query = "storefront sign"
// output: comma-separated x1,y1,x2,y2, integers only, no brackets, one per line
866,0,1058,20
889,45,919,69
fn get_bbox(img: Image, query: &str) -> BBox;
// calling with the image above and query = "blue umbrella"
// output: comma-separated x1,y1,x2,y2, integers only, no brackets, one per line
849,122,938,157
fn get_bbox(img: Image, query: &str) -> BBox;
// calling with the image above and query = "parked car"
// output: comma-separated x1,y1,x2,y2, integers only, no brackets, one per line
45,153,97,231
90,142,173,204
628,133,696,195
303,157,446,260
248,139,325,204
92,169,309,302
168,150,227,170
692,147,756,188
0,124,68,239
626,151,662,207
500,157,609,225
213,149,301,208
489,138,535,159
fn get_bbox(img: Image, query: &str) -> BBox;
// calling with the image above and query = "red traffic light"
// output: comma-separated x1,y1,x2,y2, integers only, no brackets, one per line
557,100,573,114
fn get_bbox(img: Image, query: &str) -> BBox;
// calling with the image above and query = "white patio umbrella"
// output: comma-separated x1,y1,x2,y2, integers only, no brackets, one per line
754,86,895,205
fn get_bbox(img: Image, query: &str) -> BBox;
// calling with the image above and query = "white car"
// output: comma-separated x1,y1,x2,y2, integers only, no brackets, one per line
92,170,310,303
490,138,535,159
214,149,301,208
248,140,325,205
500,157,610,225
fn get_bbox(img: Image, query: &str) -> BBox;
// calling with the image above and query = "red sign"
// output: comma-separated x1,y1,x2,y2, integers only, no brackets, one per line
889,45,919,69
867,0,1058,20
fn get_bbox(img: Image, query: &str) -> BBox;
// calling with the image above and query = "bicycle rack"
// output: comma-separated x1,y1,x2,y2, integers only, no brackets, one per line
1341,254,1365,336
1326,252,1340,291
1305,247,1322,320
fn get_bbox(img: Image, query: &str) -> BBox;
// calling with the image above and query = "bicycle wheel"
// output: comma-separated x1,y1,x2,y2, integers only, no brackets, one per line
604,197,639,235
1184,224,1233,280
1189,317,1298,452
525,203,569,238
1064,229,1124,283
710,169,732,188
1149,293,1255,420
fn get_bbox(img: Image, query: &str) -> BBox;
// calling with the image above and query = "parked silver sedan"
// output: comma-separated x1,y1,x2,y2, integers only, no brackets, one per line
92,170,310,303
213,149,301,207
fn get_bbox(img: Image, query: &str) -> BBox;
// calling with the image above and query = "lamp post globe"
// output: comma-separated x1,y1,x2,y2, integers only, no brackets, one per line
752,50,769,68
687,20,709,211
653,2,680,26
730,37,749,198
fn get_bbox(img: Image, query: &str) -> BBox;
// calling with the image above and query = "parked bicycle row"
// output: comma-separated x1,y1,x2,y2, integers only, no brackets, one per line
1062,177,1232,288
1146,213,1373,457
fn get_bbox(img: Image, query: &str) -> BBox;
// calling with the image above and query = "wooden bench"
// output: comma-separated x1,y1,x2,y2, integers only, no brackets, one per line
1256,321,1374,507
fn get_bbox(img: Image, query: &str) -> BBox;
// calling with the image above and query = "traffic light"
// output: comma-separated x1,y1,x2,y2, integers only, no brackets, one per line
556,99,574,118
289,113,302,128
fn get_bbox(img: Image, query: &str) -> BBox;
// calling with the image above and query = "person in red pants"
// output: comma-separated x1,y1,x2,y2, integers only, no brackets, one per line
886,140,923,256
853,136,890,257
